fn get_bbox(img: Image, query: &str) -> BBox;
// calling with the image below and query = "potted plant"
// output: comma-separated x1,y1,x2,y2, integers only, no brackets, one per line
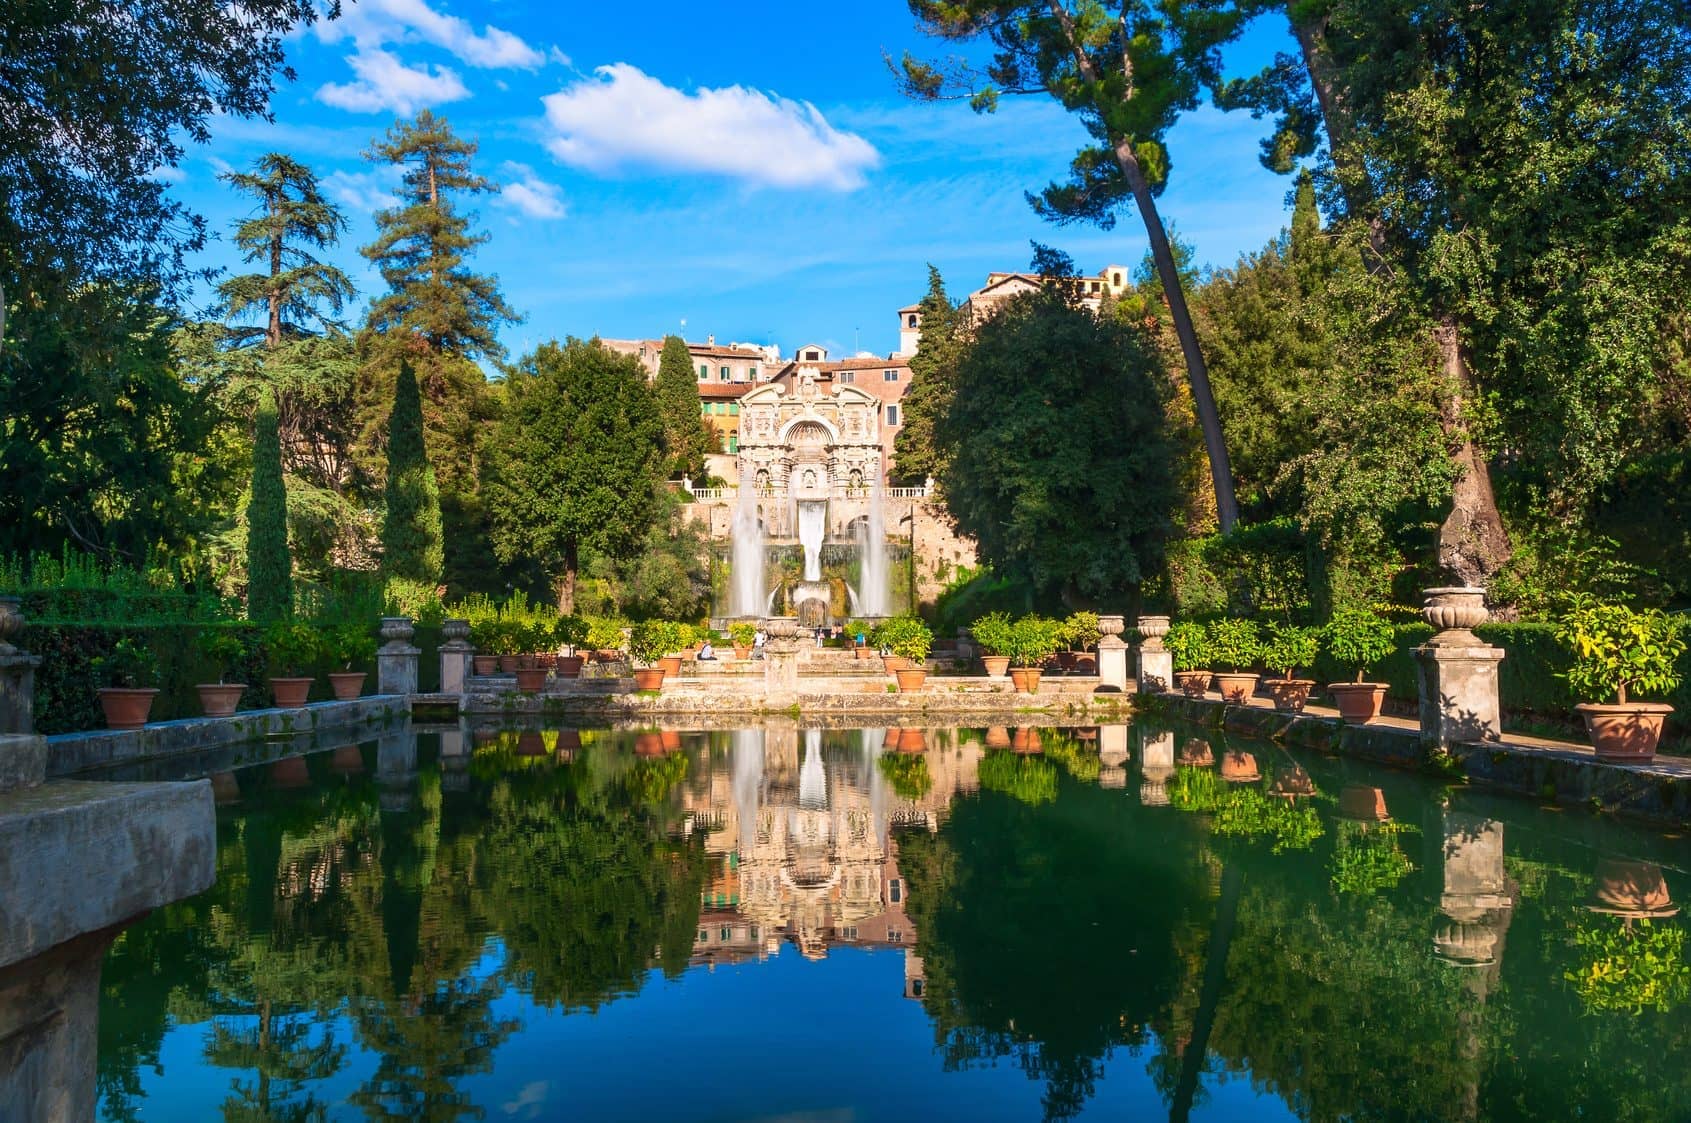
494,618,525,673
94,637,160,729
848,619,875,659
1205,618,1261,703
972,611,1013,678
1166,621,1211,697
1260,622,1320,712
880,616,934,690
653,621,688,678
1007,614,1062,693
627,621,671,690
468,612,500,676
1056,611,1099,673
1322,607,1396,723
585,615,627,663
724,620,753,659
554,615,587,677
321,621,374,700
194,628,249,717
1555,600,1684,761
263,618,320,708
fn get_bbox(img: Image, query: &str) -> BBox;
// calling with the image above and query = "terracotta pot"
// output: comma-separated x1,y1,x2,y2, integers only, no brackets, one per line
1056,651,1078,672
516,731,547,756
195,683,246,718
1328,682,1388,724
556,729,583,753
634,732,665,756
1591,858,1675,915
1219,750,1260,782
499,654,523,673
269,756,310,789
270,677,313,708
1012,727,1043,754
633,668,666,691
1176,670,1212,697
882,655,909,673
1265,678,1314,713
661,730,682,751
328,671,366,701
98,687,158,730
658,655,683,678
1214,672,1259,704
514,666,549,693
985,727,1012,750
894,668,929,692
982,655,1011,678
1576,702,1673,762
895,728,926,752
1338,784,1390,821
556,655,585,678
593,649,620,663
210,771,241,804
330,745,364,774
855,645,874,660
1177,739,1215,767
1009,668,1043,693
1270,765,1316,798
534,652,558,670
733,644,751,660
472,655,499,675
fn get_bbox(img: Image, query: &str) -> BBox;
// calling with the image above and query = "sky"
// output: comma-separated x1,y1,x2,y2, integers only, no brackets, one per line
169,0,1305,363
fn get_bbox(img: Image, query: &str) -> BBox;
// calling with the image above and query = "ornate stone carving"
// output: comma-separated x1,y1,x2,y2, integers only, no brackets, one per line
1421,586,1489,644
379,617,415,646
1135,615,1170,650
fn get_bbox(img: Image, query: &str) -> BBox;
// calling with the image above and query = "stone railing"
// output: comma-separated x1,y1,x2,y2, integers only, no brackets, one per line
680,483,933,502
885,485,931,499
687,487,737,501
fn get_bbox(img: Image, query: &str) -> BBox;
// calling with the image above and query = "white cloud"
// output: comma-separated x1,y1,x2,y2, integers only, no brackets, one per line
539,64,880,191
323,168,401,213
316,47,470,115
496,162,567,220
547,45,571,67
318,0,543,70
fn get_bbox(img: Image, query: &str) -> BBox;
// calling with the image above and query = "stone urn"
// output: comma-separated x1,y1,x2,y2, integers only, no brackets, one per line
0,595,24,654
1135,615,1170,649
1433,918,1500,966
1421,587,1490,645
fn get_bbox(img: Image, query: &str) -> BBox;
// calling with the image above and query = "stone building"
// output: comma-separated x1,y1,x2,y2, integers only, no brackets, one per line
600,336,778,385
736,367,886,541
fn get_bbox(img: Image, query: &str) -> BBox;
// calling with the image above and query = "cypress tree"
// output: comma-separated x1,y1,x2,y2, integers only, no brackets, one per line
654,334,716,480
891,265,963,485
381,359,444,585
246,387,293,620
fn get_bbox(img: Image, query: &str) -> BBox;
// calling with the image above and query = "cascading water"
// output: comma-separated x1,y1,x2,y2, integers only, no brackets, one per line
796,500,827,582
856,484,889,616
729,493,765,617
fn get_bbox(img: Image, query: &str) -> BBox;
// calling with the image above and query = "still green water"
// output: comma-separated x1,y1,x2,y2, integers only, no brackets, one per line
96,723,1691,1121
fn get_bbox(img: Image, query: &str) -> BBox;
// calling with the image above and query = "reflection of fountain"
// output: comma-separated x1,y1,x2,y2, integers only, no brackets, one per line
730,494,765,617
799,729,827,809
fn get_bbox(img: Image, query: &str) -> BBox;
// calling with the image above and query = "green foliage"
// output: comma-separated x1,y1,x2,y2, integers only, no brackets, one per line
324,621,376,671
552,615,588,648
878,752,934,800
1555,599,1686,705
1204,618,1260,672
92,637,157,689
654,335,714,480
1329,823,1416,895
936,283,1177,601
1041,730,1101,783
583,615,629,652
1323,607,1395,682
1566,917,1691,1015
729,621,757,648
970,611,1013,657
891,265,963,484
245,388,293,620
1060,611,1100,651
380,360,444,585
261,617,320,677
1261,622,1320,679
1165,620,1209,672
384,576,444,626
877,615,934,662
1168,766,1323,853
578,491,713,622
931,567,1041,637
628,620,685,666
977,750,1058,806
195,629,246,683
1005,614,1063,668
1155,520,1314,620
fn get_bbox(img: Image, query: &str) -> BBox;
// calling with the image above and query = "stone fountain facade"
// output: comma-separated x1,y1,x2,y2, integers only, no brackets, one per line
737,368,886,540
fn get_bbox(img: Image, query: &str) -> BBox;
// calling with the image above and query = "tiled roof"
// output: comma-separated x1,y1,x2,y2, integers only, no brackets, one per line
698,381,757,398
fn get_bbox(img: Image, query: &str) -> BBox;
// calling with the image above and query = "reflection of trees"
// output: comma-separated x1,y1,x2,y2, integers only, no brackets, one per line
346,975,516,1122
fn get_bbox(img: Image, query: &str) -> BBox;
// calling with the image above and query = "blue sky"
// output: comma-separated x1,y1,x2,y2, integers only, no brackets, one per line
170,1,1303,362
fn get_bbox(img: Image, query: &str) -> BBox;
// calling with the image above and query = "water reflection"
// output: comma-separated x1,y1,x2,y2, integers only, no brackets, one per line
91,722,1691,1122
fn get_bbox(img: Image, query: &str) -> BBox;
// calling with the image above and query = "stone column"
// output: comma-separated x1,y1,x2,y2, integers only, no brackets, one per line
1098,723,1129,789
1413,588,1504,749
956,628,977,664
1134,615,1172,693
762,618,801,704
0,598,42,736
376,616,420,696
1096,615,1129,692
438,618,472,696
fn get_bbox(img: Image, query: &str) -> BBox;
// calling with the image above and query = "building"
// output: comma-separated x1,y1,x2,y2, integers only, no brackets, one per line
898,263,1133,355
600,336,778,385
768,354,913,469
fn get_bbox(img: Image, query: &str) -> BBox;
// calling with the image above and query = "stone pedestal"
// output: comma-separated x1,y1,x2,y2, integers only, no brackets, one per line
376,726,418,813
376,617,420,697
1133,614,1171,693
1096,615,1129,692
762,618,801,704
438,726,470,793
438,618,473,696
1415,644,1504,748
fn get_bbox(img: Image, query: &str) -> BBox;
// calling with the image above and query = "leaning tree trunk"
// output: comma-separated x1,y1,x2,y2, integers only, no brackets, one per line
1434,317,1510,586
1171,861,1242,1122
556,544,578,615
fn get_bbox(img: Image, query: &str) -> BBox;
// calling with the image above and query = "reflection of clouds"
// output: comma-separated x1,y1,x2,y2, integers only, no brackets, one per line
501,1080,549,1118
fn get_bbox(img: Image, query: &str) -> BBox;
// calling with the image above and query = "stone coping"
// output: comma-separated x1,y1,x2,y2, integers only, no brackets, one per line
1142,690,1691,826
45,695,410,777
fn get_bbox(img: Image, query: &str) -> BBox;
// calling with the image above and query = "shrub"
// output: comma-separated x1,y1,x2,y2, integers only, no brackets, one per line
196,629,247,684
627,621,671,666
1261,623,1320,680
978,751,1058,805
729,621,757,648
1555,598,1685,705
262,618,321,678
553,615,588,649
878,752,933,800
385,576,445,626
92,637,157,689
1165,620,1209,672
325,621,377,671
1061,611,1100,651
583,615,629,652
1323,607,1396,683
1007,614,1063,667
879,615,934,662
1204,618,1260,673
1566,915,1690,1014
970,611,1013,657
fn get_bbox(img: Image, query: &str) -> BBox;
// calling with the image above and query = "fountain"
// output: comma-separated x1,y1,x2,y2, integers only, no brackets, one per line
730,493,765,618
856,485,889,617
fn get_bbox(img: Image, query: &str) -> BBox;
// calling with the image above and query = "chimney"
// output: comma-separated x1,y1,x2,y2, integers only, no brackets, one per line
707,334,715,346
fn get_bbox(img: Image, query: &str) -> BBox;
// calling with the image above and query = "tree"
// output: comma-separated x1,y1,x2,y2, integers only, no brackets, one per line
247,387,293,620
891,265,964,485
579,492,715,620
896,1,1245,530
653,335,715,480
484,341,668,612
382,361,445,586
936,265,1178,602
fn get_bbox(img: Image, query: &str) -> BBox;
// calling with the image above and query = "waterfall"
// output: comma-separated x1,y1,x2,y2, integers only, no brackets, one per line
729,493,765,617
797,500,826,582
857,484,889,616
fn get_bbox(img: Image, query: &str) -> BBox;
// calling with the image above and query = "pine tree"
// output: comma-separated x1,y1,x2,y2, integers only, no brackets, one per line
891,266,963,485
246,387,293,620
654,335,716,480
381,360,444,586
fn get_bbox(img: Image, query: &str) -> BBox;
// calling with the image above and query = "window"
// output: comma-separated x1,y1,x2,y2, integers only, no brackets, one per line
749,366,758,380
889,929,903,943
700,403,710,416
1113,272,1123,286
886,405,899,426
728,403,739,415
907,313,917,327
727,436,738,453
889,878,902,903
697,929,708,942
843,926,858,939
698,363,707,379
721,365,730,380
884,369,898,381
720,926,732,941
911,979,925,997
839,371,854,383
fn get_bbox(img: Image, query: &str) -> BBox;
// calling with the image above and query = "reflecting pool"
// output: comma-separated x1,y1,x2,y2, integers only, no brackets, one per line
96,723,1691,1121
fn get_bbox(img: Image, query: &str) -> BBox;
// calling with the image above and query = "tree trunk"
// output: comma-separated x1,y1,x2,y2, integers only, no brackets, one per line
1434,317,1510,586
1171,862,1241,1122
557,545,577,615
1289,13,1389,262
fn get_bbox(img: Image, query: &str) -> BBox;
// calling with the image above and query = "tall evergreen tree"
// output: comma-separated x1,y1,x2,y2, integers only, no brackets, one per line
381,360,444,586
891,265,963,486
653,335,717,480
484,341,667,612
246,387,293,620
